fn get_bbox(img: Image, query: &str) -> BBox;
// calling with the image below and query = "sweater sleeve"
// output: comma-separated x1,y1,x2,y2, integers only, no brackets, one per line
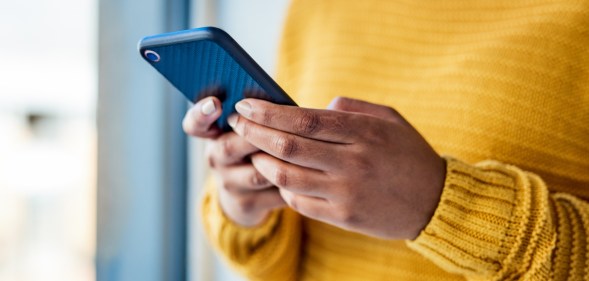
407,157,589,280
200,178,302,281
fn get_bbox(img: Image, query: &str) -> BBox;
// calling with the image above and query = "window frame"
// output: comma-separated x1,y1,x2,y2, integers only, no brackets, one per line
97,0,190,280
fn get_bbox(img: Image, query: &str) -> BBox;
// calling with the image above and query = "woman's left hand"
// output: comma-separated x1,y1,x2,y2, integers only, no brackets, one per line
228,97,446,240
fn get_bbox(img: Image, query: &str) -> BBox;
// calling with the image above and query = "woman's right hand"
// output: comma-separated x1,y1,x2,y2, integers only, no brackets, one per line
183,97,287,227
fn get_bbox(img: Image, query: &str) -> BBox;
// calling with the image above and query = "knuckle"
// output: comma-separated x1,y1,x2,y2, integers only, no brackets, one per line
260,109,273,126
359,122,383,144
351,155,373,178
342,213,359,226
236,196,257,214
342,145,369,168
273,135,298,159
219,174,242,194
385,106,399,117
384,106,401,118
337,206,359,226
195,114,213,130
220,179,236,193
251,171,268,187
330,96,352,111
274,166,289,187
331,114,348,133
220,138,234,159
381,107,405,124
295,111,321,135
223,186,238,195
240,119,251,138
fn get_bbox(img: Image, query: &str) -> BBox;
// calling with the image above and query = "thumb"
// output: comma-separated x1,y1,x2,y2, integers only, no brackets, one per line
183,96,223,139
327,96,402,122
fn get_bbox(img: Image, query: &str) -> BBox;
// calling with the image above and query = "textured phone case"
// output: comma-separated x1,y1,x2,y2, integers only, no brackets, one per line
139,27,296,131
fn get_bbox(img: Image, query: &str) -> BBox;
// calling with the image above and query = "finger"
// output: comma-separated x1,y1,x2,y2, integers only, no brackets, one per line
183,96,223,138
278,189,333,223
327,96,406,124
251,153,333,198
234,98,363,143
252,189,288,211
217,164,273,193
223,187,287,216
229,114,346,171
208,132,260,166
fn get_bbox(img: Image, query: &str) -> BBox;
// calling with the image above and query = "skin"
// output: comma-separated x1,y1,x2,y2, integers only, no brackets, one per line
183,97,286,227
184,96,446,240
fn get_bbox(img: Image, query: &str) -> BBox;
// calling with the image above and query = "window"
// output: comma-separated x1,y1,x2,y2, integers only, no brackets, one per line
0,1,294,280
0,0,97,280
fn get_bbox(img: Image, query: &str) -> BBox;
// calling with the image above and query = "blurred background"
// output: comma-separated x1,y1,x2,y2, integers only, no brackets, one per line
0,0,289,280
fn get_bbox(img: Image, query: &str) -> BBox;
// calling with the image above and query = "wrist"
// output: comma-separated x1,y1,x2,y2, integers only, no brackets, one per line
407,156,447,240
218,190,272,227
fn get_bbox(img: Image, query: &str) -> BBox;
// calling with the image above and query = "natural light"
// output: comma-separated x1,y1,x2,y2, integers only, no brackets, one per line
0,0,97,280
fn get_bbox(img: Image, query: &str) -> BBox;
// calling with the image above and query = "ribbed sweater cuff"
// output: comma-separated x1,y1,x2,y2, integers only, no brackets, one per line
201,180,282,263
201,178,300,280
407,157,547,277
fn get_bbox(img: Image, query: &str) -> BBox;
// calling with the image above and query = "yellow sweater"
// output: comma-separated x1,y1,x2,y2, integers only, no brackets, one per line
201,0,589,280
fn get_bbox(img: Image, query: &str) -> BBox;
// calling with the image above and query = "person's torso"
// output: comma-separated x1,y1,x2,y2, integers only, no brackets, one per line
275,0,589,280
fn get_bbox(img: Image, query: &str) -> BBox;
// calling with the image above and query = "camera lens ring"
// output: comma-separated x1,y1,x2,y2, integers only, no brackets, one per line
144,50,160,62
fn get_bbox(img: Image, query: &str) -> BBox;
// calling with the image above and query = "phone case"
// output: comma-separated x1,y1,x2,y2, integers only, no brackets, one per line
138,27,297,131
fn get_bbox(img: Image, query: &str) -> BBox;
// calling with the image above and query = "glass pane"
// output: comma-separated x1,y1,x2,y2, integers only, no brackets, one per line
0,0,97,281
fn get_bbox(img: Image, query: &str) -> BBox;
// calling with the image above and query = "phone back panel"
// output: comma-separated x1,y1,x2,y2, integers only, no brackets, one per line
139,27,296,131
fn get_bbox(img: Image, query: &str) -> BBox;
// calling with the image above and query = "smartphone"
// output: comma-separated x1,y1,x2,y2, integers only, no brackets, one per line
138,27,297,131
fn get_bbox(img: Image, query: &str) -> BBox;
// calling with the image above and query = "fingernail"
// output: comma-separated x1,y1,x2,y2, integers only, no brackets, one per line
227,114,238,128
201,99,216,115
235,101,252,118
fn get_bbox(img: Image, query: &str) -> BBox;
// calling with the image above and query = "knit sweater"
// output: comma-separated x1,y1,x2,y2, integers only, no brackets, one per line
201,0,589,280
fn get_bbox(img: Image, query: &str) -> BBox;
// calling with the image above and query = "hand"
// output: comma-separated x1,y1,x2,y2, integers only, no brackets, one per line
183,97,286,227
228,97,446,239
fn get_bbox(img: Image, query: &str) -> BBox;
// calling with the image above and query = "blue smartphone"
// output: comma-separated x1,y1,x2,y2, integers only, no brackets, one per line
138,27,297,131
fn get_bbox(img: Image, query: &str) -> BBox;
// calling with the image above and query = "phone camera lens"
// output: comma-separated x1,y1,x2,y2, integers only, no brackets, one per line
144,50,160,62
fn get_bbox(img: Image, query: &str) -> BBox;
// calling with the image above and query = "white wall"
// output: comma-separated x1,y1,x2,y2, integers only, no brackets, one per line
217,0,291,75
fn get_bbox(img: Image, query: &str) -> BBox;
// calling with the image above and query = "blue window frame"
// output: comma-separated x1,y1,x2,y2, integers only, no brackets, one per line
97,0,189,280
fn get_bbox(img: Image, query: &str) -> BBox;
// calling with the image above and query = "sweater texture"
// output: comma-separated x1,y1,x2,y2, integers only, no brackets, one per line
201,0,589,280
